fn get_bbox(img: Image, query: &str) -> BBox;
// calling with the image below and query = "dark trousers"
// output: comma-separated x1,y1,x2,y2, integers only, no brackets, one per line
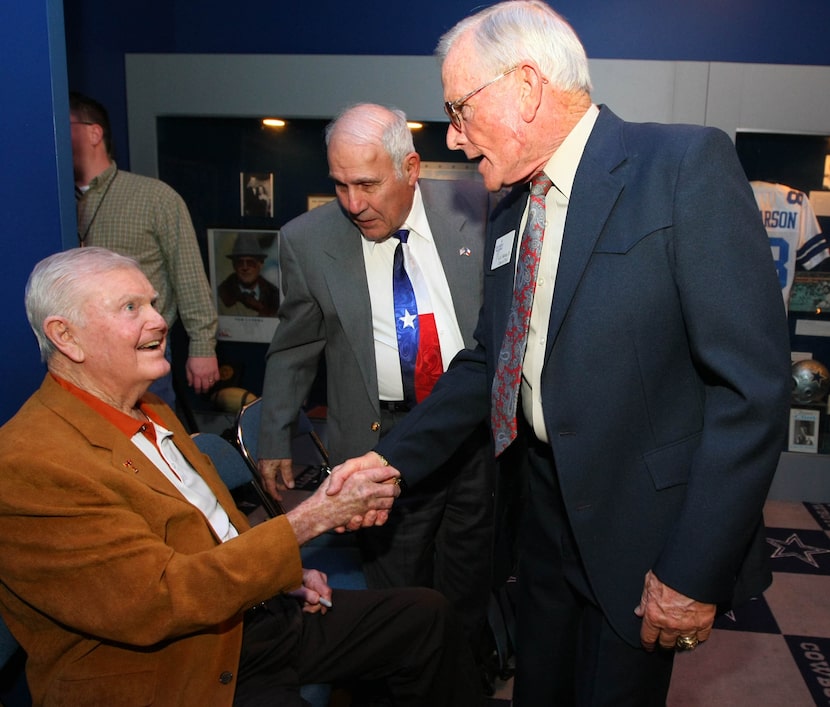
358,411,495,653
233,587,482,707
512,438,674,707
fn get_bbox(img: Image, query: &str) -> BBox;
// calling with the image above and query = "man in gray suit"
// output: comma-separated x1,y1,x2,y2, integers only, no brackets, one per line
258,104,495,663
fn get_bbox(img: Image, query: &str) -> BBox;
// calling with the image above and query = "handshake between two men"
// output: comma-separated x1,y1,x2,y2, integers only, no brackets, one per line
261,451,401,535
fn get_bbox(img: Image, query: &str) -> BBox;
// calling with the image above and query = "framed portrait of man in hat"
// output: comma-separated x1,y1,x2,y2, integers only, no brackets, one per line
208,228,280,343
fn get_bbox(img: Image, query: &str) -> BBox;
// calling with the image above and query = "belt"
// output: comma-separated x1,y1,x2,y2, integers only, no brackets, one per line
379,400,410,413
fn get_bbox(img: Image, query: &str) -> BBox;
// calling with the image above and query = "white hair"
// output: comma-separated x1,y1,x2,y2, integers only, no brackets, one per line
25,247,141,362
325,103,415,178
436,0,592,94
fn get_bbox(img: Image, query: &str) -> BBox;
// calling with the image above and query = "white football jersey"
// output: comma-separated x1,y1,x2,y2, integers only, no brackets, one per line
751,181,829,309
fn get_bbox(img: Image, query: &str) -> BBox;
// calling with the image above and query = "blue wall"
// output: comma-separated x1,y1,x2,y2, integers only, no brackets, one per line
2,0,830,424
1,0,75,422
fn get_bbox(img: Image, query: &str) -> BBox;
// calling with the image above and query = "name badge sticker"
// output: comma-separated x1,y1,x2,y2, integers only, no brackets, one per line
491,230,516,270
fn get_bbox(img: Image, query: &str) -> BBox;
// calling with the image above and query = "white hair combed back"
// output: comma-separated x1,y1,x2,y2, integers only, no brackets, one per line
325,103,415,178
25,247,141,362
436,0,592,94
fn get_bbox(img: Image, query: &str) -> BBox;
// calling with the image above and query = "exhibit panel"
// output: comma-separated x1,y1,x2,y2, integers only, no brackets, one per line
707,62,830,139
735,131,830,499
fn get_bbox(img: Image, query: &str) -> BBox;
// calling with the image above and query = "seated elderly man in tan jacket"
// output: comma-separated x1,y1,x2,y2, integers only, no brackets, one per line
0,247,481,707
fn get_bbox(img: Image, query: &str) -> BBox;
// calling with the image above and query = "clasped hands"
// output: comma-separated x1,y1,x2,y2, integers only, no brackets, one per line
263,451,400,533
325,451,399,531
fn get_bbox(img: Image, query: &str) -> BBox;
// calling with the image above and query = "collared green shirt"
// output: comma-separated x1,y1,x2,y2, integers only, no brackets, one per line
77,162,217,357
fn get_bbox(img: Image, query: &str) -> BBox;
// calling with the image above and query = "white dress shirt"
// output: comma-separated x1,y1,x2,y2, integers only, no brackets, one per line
362,183,465,401
132,421,239,542
521,105,600,442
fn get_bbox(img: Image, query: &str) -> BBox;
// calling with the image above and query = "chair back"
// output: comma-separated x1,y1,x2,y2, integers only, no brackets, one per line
192,431,281,517
237,398,330,492
191,432,254,490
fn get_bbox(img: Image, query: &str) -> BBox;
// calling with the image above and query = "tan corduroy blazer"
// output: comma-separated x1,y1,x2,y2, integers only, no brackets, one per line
0,375,303,706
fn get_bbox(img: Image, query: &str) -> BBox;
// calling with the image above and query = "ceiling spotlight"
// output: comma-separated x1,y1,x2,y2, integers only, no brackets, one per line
262,118,286,128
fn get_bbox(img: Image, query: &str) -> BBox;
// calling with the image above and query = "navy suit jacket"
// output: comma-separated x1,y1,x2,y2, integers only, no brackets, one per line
377,106,792,646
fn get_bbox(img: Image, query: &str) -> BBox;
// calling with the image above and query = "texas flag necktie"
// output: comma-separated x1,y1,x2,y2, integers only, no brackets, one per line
491,173,553,455
392,229,443,406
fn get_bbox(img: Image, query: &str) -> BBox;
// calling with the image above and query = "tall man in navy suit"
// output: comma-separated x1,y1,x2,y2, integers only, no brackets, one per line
257,104,495,666
330,3,792,705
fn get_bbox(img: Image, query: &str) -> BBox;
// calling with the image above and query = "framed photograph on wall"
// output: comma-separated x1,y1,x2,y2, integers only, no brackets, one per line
240,172,275,218
789,272,830,314
208,228,280,343
788,407,821,453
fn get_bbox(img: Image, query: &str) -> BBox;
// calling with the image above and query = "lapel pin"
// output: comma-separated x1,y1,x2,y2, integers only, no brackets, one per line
459,247,472,257
123,459,139,473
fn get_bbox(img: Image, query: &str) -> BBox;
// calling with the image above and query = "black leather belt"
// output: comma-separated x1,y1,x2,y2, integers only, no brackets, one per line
379,400,410,413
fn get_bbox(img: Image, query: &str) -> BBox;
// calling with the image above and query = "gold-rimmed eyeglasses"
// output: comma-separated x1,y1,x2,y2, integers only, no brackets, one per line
444,66,518,130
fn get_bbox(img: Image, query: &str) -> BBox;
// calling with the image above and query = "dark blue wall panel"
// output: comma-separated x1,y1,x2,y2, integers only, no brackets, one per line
1,0,74,423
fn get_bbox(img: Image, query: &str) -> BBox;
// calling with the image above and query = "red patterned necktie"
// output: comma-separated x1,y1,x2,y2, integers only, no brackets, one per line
491,173,553,455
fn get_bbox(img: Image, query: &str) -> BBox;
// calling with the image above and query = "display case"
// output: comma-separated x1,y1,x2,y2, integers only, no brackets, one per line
736,131,830,500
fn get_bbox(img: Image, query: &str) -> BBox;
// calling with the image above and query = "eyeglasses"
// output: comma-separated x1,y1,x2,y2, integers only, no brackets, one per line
443,66,518,130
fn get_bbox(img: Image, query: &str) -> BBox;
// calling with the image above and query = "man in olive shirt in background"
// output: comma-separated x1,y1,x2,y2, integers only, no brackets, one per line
69,91,219,407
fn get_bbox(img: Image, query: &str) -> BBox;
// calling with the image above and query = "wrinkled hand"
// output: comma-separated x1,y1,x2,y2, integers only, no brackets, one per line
285,464,401,546
288,568,332,614
186,355,220,394
258,458,295,501
326,451,388,494
327,451,398,530
635,570,717,651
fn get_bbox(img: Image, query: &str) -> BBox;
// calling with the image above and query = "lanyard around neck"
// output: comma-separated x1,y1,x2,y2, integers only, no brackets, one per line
77,168,118,246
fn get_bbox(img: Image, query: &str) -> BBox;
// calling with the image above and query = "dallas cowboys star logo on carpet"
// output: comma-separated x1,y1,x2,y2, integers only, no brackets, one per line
767,532,830,568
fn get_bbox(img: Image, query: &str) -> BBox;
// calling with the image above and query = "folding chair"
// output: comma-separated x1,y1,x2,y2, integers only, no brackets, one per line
191,432,280,518
236,398,330,492
237,398,366,589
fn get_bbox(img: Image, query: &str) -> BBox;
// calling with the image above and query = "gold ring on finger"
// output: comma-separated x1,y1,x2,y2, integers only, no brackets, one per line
675,634,699,651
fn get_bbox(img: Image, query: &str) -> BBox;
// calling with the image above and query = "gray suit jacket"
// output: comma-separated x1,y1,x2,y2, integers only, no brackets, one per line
259,178,490,464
